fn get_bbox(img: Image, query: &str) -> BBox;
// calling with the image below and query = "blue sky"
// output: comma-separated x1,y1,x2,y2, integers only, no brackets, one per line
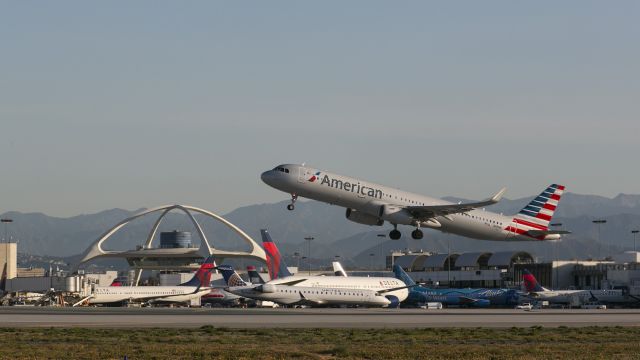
1,2,639,216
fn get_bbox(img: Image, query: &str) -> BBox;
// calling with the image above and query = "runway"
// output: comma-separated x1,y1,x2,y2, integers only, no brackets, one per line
1,307,640,328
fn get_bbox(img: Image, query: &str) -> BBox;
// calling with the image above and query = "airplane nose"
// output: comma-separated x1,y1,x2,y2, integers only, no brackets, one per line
261,170,275,185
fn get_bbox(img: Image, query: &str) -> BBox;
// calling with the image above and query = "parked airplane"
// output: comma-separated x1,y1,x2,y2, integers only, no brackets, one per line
218,265,401,307
394,265,519,307
83,257,215,305
260,229,410,306
262,164,568,241
202,266,262,307
522,269,630,305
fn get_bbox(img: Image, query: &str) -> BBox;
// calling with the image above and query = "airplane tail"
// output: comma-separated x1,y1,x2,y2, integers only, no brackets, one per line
508,184,566,239
333,261,347,277
247,266,265,284
522,269,548,292
260,229,293,279
180,256,216,287
393,264,416,286
109,277,124,286
217,265,249,287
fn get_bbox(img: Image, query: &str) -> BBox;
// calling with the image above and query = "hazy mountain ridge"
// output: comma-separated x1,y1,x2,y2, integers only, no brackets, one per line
2,192,639,267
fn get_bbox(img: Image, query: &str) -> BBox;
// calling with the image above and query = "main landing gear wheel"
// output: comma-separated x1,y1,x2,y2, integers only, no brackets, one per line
389,229,402,240
287,194,298,211
411,229,424,240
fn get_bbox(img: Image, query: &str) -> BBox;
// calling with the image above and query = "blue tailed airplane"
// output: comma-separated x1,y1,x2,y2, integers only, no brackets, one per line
393,265,519,307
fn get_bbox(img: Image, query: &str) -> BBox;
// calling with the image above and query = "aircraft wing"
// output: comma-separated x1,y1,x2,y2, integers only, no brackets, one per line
276,279,308,286
376,284,418,295
458,296,480,305
405,188,507,219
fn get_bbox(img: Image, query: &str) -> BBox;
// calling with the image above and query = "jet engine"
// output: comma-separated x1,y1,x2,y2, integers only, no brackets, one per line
378,205,414,225
257,284,276,293
384,295,401,308
345,208,384,226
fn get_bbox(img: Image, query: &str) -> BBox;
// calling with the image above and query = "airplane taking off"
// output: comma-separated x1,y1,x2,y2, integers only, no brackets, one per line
262,164,569,241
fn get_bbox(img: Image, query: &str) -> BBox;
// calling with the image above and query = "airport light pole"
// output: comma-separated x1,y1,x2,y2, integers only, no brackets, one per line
632,230,639,252
369,253,375,270
592,219,606,259
294,252,300,271
447,234,451,286
550,223,562,289
377,234,386,270
304,237,314,275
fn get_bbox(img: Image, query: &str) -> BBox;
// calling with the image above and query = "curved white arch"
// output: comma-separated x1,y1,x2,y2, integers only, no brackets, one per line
76,204,267,270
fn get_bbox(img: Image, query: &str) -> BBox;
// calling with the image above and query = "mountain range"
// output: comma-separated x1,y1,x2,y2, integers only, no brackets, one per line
2,191,640,269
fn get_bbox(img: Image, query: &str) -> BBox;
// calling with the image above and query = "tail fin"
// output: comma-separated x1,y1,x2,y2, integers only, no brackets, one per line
522,269,548,292
247,266,265,284
333,261,347,277
510,184,565,234
393,264,416,286
180,256,216,287
110,277,124,286
216,265,248,287
260,229,293,279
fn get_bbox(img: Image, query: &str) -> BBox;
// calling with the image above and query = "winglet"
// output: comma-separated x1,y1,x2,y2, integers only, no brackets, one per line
490,187,507,203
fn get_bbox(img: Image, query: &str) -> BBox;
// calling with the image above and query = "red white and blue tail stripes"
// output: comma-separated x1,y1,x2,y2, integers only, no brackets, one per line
506,184,565,238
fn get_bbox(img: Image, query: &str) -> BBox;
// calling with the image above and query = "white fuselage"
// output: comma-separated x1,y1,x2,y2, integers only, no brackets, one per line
227,284,394,307
529,289,628,304
265,275,409,302
88,286,210,304
262,164,552,241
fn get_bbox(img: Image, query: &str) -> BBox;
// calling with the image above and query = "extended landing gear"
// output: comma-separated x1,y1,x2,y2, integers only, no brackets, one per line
287,194,298,211
389,224,401,240
411,228,424,240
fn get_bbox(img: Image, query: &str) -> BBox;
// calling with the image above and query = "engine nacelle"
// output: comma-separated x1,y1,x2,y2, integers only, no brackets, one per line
345,208,384,226
378,205,414,225
258,284,276,293
384,295,401,308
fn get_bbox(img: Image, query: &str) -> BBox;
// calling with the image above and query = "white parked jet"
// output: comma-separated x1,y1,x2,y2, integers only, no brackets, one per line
261,164,568,241
259,229,410,306
218,265,406,307
84,257,215,305
522,269,629,305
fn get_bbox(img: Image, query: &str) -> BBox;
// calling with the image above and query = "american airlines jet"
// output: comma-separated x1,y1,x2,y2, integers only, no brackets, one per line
261,164,568,241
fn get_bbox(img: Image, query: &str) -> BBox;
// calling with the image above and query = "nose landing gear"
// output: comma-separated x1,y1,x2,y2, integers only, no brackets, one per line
287,194,298,211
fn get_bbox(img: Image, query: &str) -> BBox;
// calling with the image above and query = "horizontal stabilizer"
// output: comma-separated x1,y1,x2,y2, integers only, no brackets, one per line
526,230,571,238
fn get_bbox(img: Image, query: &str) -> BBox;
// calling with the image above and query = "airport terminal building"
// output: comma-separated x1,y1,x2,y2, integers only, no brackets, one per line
392,249,640,296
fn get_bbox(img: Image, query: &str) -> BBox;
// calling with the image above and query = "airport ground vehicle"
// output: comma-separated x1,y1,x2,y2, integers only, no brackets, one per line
516,303,533,310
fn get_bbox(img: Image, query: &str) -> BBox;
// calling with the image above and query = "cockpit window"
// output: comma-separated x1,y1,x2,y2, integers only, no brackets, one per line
274,167,289,173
